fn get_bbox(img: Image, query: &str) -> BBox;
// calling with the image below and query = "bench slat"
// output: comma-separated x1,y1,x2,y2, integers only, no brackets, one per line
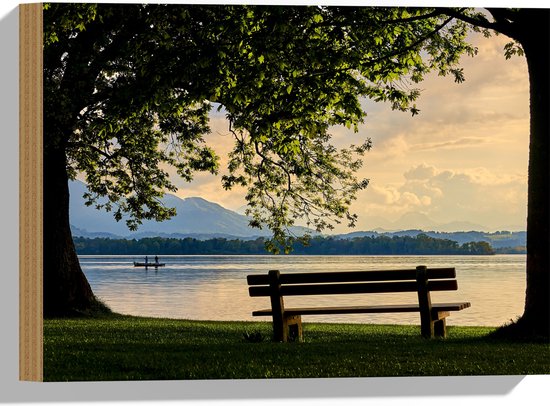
283,281,417,296
252,302,471,317
247,267,456,286
248,279,457,297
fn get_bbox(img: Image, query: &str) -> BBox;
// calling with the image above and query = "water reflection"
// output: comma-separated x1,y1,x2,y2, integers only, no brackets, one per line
80,255,526,327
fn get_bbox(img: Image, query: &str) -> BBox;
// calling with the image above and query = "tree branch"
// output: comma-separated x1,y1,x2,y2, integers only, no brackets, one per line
437,7,519,39
437,7,496,30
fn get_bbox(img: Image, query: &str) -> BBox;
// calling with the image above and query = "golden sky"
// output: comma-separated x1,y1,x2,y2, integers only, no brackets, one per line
172,31,529,232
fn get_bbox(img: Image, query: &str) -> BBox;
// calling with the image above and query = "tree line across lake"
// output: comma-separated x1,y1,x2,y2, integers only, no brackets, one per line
74,234,497,256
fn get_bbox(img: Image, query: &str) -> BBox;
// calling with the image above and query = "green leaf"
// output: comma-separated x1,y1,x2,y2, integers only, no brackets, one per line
312,13,323,24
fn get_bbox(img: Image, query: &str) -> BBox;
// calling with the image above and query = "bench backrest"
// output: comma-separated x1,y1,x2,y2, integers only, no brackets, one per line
247,266,458,297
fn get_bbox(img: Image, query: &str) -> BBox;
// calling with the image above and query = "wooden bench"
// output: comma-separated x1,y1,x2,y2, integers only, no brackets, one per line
247,266,470,342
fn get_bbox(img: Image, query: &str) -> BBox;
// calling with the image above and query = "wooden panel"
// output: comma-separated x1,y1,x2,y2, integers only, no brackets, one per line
252,308,275,316
253,304,419,316
286,304,421,315
247,272,277,286
268,270,285,342
248,285,272,297
427,279,458,291
250,281,419,297
434,318,447,338
416,265,434,338
282,281,421,295
19,3,43,382
432,302,471,311
433,311,450,320
427,267,456,279
247,267,456,285
249,278,459,297
252,302,470,317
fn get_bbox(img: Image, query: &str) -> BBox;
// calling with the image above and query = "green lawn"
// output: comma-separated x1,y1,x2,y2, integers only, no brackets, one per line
43,315,549,381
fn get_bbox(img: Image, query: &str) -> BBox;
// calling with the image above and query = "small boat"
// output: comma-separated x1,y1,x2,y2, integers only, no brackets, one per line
133,261,165,267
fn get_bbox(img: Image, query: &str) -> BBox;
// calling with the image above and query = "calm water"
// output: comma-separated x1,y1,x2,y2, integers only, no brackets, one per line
80,255,526,327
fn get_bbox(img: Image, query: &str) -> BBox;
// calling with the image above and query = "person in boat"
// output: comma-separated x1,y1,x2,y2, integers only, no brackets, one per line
145,256,148,264
155,255,159,264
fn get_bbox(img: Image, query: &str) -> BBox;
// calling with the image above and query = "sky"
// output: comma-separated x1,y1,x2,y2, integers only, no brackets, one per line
6,1,531,234
170,30,530,233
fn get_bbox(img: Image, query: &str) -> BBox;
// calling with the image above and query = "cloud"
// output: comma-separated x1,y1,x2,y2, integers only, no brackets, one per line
329,32,529,155
368,184,401,205
364,181,433,215
414,136,488,151
375,133,411,159
403,163,437,180
349,163,527,232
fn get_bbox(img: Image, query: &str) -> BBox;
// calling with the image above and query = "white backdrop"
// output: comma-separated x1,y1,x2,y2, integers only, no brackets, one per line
1,1,547,405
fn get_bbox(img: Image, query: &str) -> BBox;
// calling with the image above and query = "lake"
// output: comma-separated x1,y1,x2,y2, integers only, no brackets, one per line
80,255,526,327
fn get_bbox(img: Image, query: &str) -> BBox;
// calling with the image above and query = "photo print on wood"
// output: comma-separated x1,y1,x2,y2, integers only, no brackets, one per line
20,2,549,382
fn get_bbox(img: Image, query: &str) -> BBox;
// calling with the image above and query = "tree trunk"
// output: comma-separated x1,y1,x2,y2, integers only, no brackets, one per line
506,10,550,339
43,146,99,317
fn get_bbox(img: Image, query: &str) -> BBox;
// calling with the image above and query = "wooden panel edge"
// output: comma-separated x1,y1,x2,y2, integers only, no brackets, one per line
19,2,43,382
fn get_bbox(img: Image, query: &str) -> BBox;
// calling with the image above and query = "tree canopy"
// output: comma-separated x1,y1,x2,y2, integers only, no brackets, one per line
44,3,478,252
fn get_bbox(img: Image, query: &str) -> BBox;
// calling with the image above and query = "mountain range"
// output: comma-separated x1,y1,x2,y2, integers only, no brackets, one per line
69,180,303,239
334,229,526,249
69,180,526,248
356,211,524,234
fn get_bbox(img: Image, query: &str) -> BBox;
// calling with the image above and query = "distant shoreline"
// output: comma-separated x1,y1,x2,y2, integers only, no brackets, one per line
72,234,518,256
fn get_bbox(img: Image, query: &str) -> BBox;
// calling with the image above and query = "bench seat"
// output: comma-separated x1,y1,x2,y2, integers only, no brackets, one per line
252,302,471,317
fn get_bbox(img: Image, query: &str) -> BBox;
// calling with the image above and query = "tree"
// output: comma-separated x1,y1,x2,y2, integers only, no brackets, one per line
442,8,549,339
43,4,365,315
44,5,548,338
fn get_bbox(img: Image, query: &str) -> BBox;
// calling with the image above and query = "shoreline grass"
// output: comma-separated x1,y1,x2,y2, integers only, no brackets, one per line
44,315,549,381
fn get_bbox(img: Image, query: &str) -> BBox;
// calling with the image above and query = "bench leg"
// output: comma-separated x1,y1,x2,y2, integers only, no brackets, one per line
432,311,450,338
285,315,303,343
271,314,285,342
434,318,447,338
272,315,303,343
420,319,435,338
272,314,303,342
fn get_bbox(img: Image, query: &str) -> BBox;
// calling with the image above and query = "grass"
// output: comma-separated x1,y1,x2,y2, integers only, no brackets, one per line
43,315,550,381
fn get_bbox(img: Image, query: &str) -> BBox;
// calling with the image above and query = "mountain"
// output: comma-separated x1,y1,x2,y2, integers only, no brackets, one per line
434,220,490,233
392,212,490,232
393,212,440,231
335,229,526,249
69,180,276,238
357,212,491,233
